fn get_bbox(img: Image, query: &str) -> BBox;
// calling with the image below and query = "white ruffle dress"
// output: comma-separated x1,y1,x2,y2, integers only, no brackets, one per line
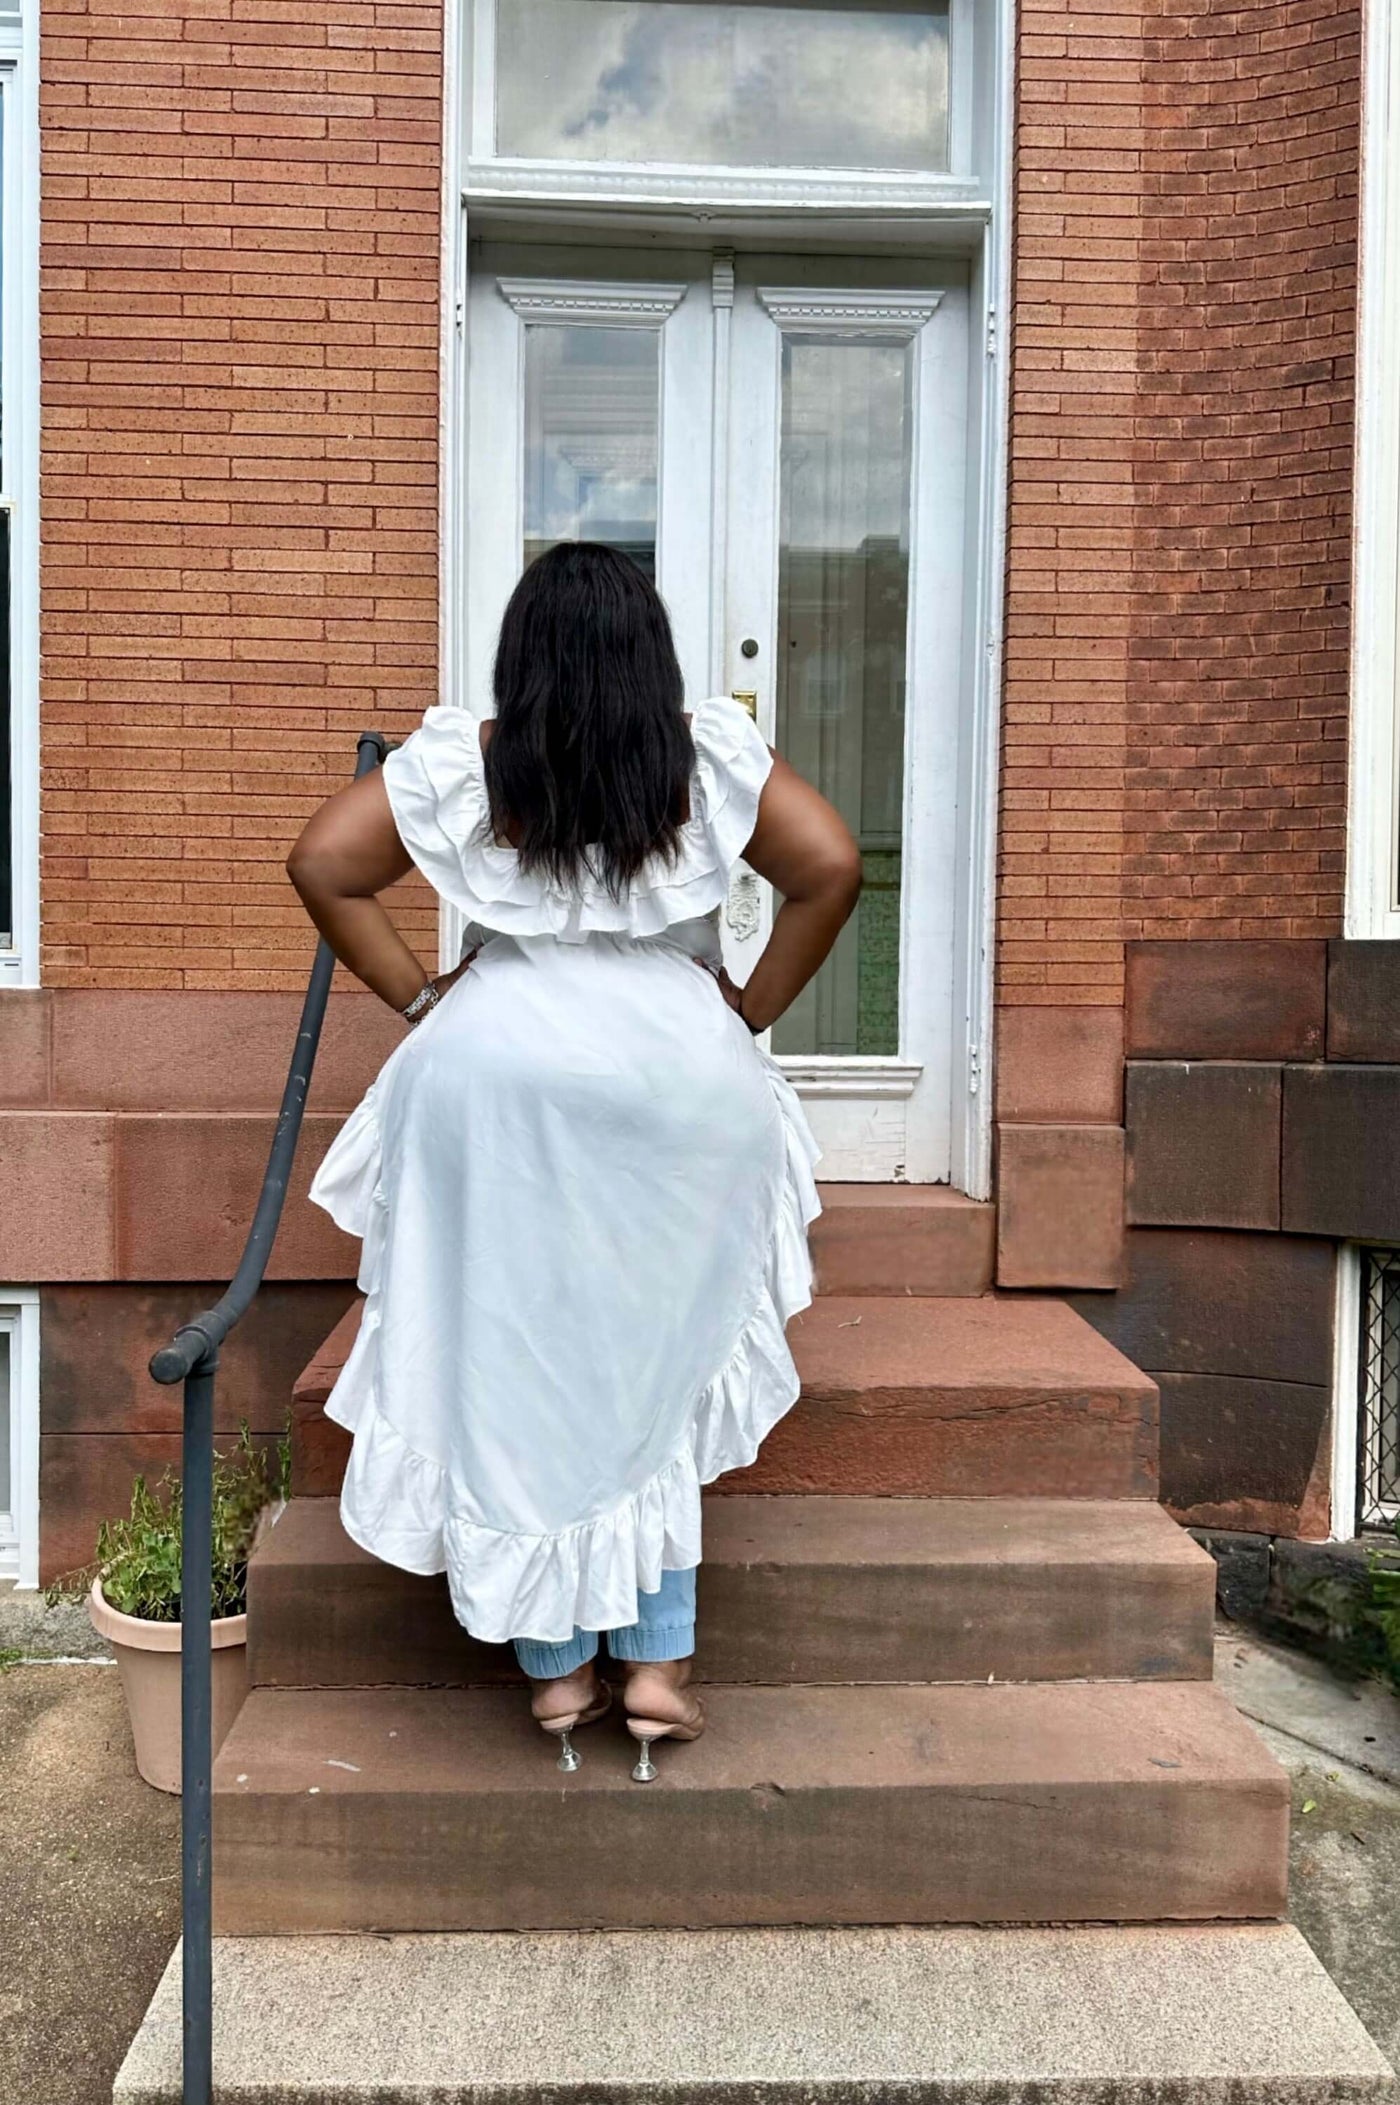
308,693,821,1645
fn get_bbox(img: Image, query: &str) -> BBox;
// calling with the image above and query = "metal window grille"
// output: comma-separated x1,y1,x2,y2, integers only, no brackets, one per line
1358,1248,1400,1530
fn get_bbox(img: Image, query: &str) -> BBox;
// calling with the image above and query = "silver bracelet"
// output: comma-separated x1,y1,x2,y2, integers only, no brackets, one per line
401,980,440,1026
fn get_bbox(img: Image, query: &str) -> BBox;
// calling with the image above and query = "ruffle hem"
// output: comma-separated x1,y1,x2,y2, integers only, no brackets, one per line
309,1056,821,1645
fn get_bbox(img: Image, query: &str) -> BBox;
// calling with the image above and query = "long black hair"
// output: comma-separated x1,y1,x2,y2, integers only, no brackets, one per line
485,542,695,898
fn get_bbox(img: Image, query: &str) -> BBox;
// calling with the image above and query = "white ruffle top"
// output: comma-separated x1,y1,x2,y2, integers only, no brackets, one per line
309,696,821,1644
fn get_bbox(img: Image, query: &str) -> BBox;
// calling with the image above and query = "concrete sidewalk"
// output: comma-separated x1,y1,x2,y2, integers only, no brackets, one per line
2,1627,1396,2104
0,1654,179,2105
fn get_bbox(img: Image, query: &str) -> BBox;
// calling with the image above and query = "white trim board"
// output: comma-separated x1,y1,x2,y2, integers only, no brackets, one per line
0,1288,40,1590
1331,1243,1361,1542
1346,0,1400,940
0,24,41,988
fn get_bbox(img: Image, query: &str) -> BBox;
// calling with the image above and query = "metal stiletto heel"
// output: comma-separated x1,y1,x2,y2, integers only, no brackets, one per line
625,1711,703,1781
532,1677,612,1770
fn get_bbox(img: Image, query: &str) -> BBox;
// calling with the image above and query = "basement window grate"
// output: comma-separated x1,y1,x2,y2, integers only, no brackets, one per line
1358,1248,1400,1530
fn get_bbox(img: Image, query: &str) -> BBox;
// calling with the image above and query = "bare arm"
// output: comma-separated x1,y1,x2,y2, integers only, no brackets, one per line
286,770,435,1013
728,753,862,1034
286,743,857,1028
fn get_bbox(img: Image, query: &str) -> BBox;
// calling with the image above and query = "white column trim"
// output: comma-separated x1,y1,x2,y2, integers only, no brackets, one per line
437,0,472,971
1330,1244,1361,1542
0,26,41,989
1346,0,1400,939
707,251,735,696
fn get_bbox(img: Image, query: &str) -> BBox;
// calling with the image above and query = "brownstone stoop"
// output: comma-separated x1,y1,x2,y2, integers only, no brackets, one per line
215,1191,1289,1935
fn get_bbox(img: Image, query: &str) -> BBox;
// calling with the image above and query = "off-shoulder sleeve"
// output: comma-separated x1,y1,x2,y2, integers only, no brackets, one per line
377,694,773,942
380,706,491,916
686,693,774,876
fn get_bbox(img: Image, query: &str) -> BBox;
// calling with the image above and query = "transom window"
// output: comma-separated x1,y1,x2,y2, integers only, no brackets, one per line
463,0,988,202
494,1,951,172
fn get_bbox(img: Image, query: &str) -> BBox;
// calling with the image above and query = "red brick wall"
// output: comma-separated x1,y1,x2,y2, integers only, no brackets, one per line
999,0,1147,1012
999,0,1359,1014
37,0,1359,997
38,0,443,988
1127,0,1359,941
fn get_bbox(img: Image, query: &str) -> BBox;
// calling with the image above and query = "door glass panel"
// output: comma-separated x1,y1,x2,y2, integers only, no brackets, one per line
772,334,911,1059
522,323,659,578
496,2,950,173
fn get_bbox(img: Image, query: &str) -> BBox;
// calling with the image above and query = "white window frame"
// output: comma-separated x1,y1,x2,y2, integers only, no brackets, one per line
0,1288,40,1588
0,13,40,988
464,0,987,211
437,0,1013,1197
1347,0,1400,941
1334,1241,1400,1541
1332,1243,1362,1540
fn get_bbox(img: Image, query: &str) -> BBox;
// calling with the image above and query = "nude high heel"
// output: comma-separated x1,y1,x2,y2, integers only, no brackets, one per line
622,1662,705,1782
530,1670,612,1772
626,1712,705,1782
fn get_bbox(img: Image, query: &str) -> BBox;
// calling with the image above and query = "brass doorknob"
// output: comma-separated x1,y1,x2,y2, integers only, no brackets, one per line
730,689,758,720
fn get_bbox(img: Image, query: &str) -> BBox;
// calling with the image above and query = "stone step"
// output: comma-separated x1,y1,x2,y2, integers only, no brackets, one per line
249,1494,1213,1691
292,1295,1159,1501
811,1184,995,1295
211,1681,1288,1934
739,1296,1158,1497
114,1924,1396,2105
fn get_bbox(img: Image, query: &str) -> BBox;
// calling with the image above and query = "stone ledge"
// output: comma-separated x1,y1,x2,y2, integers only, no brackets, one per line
1282,1065,1400,1242
114,1924,1394,2104
1328,942,1400,1063
1126,941,1326,1062
1126,1063,1281,1230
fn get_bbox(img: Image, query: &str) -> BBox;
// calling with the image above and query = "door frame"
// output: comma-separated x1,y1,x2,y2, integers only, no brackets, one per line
435,0,1015,1198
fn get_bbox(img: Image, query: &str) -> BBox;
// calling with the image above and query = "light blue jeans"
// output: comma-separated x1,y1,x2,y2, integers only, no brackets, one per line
513,1566,696,1680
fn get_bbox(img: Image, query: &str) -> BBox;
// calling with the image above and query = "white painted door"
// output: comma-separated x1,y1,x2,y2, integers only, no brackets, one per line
464,241,970,1181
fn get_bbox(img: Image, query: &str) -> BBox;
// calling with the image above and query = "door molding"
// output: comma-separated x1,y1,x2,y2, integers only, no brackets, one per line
782,1059,924,1102
496,277,688,326
436,0,1017,1197
756,287,945,336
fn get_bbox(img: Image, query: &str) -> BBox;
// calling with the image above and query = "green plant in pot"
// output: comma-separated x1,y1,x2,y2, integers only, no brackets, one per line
50,1424,287,1792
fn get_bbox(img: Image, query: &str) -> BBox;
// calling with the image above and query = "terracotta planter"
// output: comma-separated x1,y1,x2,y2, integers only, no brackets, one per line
88,1579,248,1795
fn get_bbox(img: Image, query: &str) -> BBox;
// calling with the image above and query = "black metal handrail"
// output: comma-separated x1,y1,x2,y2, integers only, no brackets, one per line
149,730,387,2105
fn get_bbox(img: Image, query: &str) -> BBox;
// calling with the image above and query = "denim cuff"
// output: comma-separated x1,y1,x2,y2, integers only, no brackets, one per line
513,1630,599,1680
606,1620,695,1664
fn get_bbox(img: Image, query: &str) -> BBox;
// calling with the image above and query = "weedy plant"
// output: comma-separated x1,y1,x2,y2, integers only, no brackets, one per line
47,1422,289,1623
1364,1521,1400,1693
1292,1516,1400,1695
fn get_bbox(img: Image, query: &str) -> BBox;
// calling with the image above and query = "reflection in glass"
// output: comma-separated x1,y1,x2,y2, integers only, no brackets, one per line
772,336,911,1059
497,1,949,173
522,323,659,578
